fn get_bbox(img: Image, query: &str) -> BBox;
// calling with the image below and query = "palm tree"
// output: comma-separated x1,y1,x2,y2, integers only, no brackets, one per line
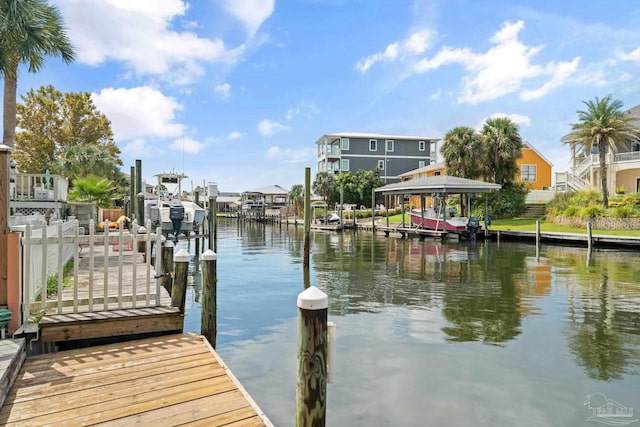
441,126,483,179
1,0,75,148
68,175,117,208
312,171,336,204
288,184,303,216
561,96,640,208
53,144,121,181
481,117,523,185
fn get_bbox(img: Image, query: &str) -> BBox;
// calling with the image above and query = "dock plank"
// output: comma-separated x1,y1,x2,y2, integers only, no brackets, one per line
1,334,272,426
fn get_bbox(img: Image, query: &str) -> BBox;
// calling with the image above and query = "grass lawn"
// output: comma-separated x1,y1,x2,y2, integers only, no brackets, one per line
382,214,640,237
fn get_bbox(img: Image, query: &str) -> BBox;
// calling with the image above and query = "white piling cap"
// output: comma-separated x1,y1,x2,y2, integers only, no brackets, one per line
201,249,217,261
297,286,328,310
174,248,190,263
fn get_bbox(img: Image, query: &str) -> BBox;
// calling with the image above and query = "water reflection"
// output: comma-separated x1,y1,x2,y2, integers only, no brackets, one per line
181,223,640,426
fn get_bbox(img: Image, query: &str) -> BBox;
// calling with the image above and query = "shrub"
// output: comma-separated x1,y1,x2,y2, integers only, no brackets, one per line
563,206,579,217
615,186,626,195
611,206,634,218
578,205,604,218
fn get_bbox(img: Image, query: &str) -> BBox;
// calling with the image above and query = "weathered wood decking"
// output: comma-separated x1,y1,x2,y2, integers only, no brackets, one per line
1,333,272,426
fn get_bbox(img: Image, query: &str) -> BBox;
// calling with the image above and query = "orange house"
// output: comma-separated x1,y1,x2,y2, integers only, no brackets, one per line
399,142,553,208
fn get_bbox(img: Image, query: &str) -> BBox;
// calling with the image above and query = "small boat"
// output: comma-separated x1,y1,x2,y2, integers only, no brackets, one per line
408,208,481,238
145,172,207,239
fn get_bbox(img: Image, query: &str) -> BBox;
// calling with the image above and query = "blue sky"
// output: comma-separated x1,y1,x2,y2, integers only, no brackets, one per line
16,0,640,193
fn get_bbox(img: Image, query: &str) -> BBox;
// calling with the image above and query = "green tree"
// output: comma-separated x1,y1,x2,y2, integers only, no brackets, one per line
441,126,483,179
14,85,121,174
336,172,358,205
288,184,304,216
1,0,75,148
68,175,117,208
354,168,384,208
561,96,640,208
53,144,121,182
312,171,337,204
481,117,523,185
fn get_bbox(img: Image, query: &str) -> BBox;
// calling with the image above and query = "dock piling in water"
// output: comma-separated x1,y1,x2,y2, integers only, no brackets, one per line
296,286,328,427
201,249,218,348
172,248,189,313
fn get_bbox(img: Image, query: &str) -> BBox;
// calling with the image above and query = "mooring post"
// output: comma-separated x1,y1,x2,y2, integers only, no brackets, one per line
371,188,376,234
161,240,174,294
201,249,217,348
536,219,541,250
172,248,189,313
296,286,328,427
303,168,311,268
587,222,593,252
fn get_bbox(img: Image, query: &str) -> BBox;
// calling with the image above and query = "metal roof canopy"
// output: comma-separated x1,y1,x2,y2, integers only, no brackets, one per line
374,175,502,195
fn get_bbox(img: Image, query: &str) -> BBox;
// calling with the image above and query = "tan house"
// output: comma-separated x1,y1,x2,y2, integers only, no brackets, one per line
557,104,640,193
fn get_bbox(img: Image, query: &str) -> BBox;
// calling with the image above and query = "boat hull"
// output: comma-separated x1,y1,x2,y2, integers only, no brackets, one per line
408,211,481,236
147,200,206,235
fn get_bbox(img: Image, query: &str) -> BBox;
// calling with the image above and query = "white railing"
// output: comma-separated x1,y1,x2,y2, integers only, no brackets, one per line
21,219,163,323
614,151,640,163
12,173,69,202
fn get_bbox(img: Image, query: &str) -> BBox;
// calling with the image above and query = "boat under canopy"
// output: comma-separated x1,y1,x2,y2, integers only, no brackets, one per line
375,175,501,238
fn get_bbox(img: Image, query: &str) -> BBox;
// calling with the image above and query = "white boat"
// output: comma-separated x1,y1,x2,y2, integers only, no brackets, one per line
145,172,206,239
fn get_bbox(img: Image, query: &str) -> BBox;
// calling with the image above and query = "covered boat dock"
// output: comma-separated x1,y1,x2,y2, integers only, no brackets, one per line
374,176,502,238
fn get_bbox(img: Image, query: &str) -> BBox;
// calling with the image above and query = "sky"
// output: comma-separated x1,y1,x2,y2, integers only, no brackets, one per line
13,0,640,193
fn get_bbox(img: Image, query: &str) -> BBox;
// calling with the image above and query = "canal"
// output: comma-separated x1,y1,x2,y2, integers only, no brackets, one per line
179,219,640,426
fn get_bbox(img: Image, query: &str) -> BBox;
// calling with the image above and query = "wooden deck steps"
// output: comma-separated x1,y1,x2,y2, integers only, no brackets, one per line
1,333,272,426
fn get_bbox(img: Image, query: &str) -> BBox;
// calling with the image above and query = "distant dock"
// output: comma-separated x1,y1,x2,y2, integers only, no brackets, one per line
1,334,273,426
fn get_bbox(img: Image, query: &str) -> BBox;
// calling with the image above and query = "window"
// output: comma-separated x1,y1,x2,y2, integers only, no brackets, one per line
341,159,350,171
378,160,385,170
419,141,426,151
632,140,640,152
418,160,426,168
341,138,350,151
386,139,394,152
369,139,377,151
434,171,441,176
521,164,537,182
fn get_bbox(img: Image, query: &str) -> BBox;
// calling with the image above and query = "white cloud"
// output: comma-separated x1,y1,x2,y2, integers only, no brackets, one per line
215,83,232,100
92,86,184,140
227,131,244,140
618,47,640,65
266,146,315,163
485,113,531,128
122,139,148,156
169,137,205,153
258,119,289,136
520,58,580,100
357,29,436,72
221,0,275,38
412,21,579,104
429,89,442,100
57,0,243,84
285,101,319,121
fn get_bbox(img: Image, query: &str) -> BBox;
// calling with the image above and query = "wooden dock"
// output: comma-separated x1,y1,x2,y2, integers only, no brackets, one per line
489,229,640,248
1,333,272,426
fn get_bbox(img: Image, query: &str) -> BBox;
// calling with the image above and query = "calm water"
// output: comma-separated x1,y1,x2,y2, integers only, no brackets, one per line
179,219,640,427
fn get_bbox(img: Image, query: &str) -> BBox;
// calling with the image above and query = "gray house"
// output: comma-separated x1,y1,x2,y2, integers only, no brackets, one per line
315,132,439,183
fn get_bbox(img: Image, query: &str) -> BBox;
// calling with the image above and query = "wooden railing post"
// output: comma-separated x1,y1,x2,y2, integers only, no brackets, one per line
201,249,217,348
172,248,189,313
161,240,174,294
296,286,328,427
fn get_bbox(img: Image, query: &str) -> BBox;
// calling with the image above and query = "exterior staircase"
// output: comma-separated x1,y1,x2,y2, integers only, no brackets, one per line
519,204,547,219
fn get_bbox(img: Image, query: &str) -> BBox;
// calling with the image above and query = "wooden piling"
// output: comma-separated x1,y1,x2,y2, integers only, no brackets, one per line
161,240,174,294
536,219,541,249
303,168,311,268
172,248,189,313
296,286,328,427
587,222,593,252
371,188,375,234
201,249,217,348
136,159,144,225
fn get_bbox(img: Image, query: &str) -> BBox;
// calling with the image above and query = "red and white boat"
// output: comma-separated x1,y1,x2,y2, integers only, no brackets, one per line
408,209,481,237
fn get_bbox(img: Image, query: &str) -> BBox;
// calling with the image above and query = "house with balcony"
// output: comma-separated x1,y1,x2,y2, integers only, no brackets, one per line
316,132,439,183
398,141,553,207
557,104,640,193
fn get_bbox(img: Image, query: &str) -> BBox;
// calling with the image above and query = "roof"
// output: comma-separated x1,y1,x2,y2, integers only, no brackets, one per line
398,162,445,178
244,184,289,195
375,175,501,195
315,132,439,145
523,142,553,167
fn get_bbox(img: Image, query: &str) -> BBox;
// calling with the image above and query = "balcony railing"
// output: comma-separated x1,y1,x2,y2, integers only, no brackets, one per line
614,151,640,163
11,173,69,202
